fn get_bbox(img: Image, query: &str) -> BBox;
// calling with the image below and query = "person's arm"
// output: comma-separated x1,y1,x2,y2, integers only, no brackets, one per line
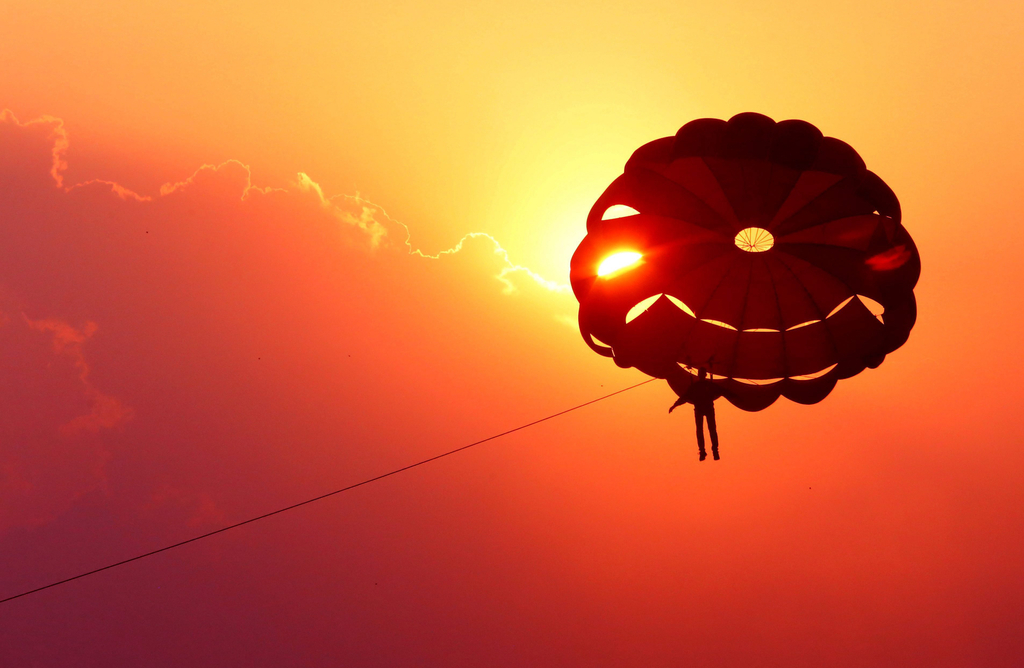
668,396,688,413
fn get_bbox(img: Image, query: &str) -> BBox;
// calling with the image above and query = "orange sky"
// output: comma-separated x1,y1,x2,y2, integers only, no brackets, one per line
1,1,1023,665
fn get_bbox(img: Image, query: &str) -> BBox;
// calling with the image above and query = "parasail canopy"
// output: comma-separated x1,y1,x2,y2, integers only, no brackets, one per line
570,113,920,411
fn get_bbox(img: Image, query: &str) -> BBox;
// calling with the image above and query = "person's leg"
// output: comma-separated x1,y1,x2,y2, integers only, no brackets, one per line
694,408,707,460
707,405,719,460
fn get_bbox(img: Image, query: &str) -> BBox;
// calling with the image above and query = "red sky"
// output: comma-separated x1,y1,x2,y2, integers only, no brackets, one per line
2,2,1024,666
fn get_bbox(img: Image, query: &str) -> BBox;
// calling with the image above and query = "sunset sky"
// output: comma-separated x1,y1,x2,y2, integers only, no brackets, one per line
2,1,1023,665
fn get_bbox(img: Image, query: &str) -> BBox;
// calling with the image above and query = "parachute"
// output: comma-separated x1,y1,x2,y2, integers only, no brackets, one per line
570,113,920,411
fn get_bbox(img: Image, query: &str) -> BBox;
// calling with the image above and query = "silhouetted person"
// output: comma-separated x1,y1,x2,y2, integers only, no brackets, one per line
669,368,722,461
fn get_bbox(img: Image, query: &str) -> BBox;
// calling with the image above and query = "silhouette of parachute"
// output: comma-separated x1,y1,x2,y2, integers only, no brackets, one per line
570,113,920,411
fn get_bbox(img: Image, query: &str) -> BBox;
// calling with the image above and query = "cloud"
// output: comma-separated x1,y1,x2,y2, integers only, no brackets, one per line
292,174,572,295
0,307,125,530
0,110,69,191
23,316,133,436
4,110,570,298
143,484,225,530
410,232,571,295
0,110,578,535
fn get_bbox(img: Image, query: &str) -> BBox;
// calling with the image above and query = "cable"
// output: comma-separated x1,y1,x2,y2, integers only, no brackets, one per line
0,378,656,606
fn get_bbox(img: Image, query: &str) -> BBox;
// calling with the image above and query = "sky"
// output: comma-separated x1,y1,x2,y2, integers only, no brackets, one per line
1,1,1023,665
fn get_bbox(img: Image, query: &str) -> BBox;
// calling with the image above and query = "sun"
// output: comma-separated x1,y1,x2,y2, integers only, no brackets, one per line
598,251,643,277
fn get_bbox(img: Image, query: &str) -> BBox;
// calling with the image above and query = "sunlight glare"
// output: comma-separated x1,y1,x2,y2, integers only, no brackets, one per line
598,251,643,277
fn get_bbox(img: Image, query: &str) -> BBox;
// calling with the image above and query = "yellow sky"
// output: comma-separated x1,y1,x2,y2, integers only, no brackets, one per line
3,0,1022,281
